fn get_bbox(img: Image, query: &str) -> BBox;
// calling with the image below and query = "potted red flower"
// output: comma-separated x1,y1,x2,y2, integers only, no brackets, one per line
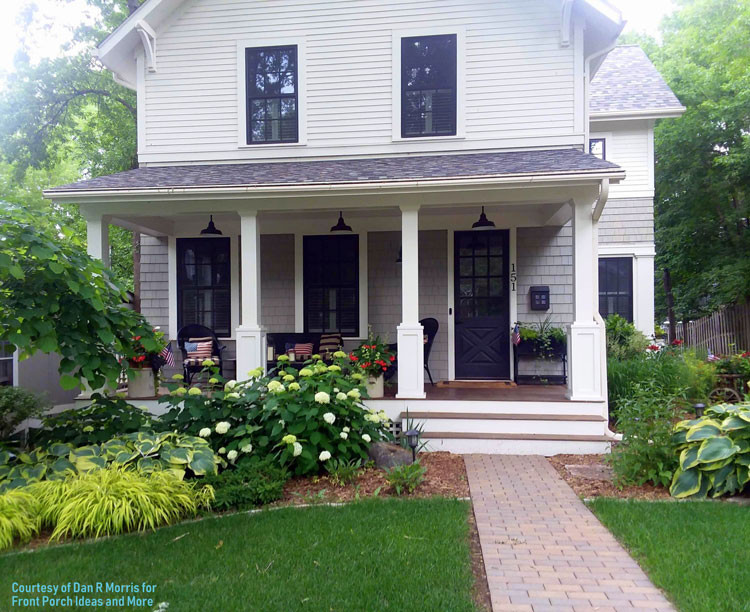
125,328,167,399
350,333,395,399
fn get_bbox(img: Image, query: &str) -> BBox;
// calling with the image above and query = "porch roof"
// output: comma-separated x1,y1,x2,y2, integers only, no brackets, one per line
46,149,621,196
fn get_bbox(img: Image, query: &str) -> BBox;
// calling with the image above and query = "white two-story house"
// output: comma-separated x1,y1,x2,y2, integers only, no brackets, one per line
44,0,683,454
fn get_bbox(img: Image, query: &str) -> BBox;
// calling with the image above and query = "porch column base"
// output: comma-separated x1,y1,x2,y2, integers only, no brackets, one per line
566,322,604,401
235,325,266,381
395,323,426,399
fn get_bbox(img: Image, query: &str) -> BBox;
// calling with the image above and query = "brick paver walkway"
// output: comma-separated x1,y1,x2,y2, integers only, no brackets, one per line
465,455,675,612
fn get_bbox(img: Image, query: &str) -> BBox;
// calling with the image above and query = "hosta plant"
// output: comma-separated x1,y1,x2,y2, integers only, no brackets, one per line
159,355,391,475
29,467,214,541
0,432,219,492
0,488,40,550
670,402,750,498
33,394,155,447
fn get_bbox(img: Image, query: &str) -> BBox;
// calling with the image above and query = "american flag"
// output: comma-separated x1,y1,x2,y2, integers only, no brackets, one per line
511,323,521,346
159,343,175,367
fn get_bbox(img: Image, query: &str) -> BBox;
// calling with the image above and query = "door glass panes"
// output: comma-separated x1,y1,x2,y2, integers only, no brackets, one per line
177,238,232,337
455,232,507,321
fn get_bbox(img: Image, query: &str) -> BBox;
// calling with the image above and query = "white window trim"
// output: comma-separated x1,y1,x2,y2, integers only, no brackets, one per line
236,37,307,149
392,26,466,142
588,131,612,161
294,231,369,341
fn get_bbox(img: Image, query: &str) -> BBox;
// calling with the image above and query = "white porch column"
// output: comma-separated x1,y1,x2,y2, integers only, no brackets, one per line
634,254,656,338
236,211,265,380
567,197,605,401
86,214,110,267
396,204,425,399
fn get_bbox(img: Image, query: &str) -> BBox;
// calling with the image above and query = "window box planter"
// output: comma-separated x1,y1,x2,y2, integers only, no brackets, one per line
128,367,157,399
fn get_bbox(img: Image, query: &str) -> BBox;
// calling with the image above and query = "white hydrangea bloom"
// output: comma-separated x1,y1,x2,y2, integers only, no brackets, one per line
241,444,253,454
362,434,372,443
227,450,238,462
323,412,336,424
319,450,332,461
336,392,347,401
293,442,303,457
315,392,331,404
340,431,348,440
198,428,211,438
343,426,350,433
215,421,231,435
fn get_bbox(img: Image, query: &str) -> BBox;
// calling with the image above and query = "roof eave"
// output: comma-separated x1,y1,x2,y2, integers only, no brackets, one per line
590,107,687,121
43,168,626,203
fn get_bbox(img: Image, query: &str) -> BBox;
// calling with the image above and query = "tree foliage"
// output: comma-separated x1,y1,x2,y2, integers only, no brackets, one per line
0,203,158,391
634,0,750,320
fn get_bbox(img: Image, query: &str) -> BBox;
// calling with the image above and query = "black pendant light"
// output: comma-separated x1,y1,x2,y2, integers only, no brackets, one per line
330,211,353,233
471,206,496,231
200,215,223,235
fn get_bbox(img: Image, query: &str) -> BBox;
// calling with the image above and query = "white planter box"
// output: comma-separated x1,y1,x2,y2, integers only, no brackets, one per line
128,368,156,399
366,374,384,399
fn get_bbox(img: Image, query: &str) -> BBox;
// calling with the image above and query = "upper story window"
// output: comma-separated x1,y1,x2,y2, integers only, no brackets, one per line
245,46,298,144
401,34,457,138
589,138,606,160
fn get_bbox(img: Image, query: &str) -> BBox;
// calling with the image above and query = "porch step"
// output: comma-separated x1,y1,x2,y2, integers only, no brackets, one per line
422,435,612,456
400,411,608,437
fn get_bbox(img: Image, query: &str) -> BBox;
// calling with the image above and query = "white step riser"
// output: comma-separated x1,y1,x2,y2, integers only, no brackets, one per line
419,418,607,436
423,438,612,456
366,399,607,419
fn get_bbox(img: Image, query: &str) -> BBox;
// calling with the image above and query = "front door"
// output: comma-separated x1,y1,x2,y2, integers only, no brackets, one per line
454,230,510,379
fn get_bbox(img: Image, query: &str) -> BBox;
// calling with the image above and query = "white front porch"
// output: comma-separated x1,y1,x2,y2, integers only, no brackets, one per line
77,177,613,453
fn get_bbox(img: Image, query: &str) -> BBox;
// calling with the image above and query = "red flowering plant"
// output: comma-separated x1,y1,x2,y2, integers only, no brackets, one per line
125,327,168,370
350,333,395,379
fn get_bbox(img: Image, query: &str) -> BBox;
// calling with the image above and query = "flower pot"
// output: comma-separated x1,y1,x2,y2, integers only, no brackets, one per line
366,374,384,399
128,368,156,399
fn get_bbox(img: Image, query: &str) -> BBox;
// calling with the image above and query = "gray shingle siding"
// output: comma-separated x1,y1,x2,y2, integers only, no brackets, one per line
598,197,654,244
139,234,169,331
260,234,295,332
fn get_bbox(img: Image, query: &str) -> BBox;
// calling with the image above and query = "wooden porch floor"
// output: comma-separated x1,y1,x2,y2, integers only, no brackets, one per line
382,384,571,402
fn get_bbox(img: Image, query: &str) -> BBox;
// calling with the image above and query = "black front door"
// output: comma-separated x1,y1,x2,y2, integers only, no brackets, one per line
454,230,510,380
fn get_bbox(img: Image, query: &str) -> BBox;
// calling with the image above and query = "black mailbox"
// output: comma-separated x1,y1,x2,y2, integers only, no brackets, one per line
529,286,550,311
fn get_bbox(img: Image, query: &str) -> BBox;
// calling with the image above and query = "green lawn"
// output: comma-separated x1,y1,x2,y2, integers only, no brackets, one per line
589,499,750,612
1,498,477,612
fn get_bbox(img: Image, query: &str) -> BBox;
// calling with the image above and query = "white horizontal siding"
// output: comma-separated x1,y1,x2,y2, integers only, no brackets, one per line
591,122,654,198
141,0,581,164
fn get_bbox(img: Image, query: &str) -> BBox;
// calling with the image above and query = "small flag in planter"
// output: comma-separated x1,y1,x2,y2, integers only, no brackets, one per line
160,343,175,367
512,323,521,346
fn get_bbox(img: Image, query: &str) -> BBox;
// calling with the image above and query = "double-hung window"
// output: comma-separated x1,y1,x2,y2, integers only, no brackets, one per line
245,46,298,144
598,257,633,322
589,138,606,160
401,34,457,138
303,235,359,336
177,238,232,337
0,342,14,386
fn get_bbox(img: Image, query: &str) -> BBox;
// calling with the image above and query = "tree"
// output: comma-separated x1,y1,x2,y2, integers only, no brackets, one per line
0,0,142,290
0,202,160,391
633,0,750,320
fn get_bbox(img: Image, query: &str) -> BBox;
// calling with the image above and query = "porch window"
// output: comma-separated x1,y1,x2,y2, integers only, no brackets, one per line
401,34,457,138
598,257,633,322
177,238,231,337
303,235,359,336
0,342,14,386
245,45,298,144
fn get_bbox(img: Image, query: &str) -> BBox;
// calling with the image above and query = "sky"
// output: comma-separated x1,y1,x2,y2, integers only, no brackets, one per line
0,0,677,77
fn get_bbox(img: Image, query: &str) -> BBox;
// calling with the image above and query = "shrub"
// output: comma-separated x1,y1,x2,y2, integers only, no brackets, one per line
608,383,682,488
202,459,288,510
715,352,750,379
0,488,39,550
605,315,650,360
33,395,154,447
29,467,214,541
159,355,391,475
0,386,49,442
670,402,750,499
385,461,427,495
325,458,362,487
518,315,566,358
0,432,219,492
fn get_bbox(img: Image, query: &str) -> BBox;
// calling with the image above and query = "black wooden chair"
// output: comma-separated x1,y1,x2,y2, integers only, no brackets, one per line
177,324,227,384
385,317,440,386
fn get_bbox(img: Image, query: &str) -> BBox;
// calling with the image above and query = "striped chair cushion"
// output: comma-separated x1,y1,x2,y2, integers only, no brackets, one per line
318,333,342,356
292,343,314,357
184,356,220,367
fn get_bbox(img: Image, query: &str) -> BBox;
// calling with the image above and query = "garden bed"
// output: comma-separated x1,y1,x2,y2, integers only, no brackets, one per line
548,454,671,500
280,452,470,504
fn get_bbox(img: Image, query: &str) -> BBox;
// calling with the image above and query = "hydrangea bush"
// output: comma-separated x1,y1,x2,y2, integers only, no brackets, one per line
159,354,391,475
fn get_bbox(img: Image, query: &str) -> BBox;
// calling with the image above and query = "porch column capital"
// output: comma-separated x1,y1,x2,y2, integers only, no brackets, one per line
399,203,421,213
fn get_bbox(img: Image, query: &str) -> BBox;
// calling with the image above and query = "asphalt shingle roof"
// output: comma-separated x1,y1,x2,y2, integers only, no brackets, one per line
590,45,684,115
47,149,621,193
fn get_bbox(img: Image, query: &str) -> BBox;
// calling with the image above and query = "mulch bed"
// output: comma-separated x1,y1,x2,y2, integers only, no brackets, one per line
279,451,470,504
548,454,671,500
